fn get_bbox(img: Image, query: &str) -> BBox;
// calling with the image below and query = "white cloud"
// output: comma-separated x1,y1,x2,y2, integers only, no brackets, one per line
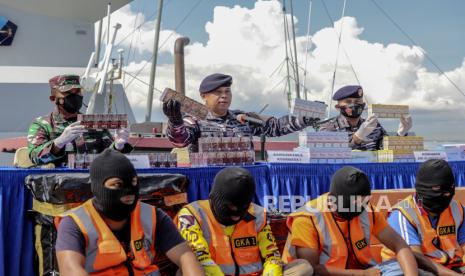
99,5,181,56
111,0,465,139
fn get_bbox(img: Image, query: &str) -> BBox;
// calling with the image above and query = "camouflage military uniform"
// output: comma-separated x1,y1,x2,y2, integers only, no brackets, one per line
167,110,308,152
27,109,131,166
319,114,387,151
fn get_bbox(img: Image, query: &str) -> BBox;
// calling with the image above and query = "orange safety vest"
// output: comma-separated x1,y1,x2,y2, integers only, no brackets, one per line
381,195,464,268
282,194,378,269
183,199,266,276
61,199,160,276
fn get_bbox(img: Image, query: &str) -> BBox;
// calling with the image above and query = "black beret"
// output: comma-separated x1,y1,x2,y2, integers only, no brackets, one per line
199,73,232,94
333,85,363,101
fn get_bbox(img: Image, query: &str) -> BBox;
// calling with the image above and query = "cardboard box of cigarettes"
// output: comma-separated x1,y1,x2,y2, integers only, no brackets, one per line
160,88,209,120
290,98,327,120
383,136,424,151
77,114,128,129
368,104,409,118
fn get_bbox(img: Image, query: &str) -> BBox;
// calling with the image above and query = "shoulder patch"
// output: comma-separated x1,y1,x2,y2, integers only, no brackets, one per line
178,214,196,230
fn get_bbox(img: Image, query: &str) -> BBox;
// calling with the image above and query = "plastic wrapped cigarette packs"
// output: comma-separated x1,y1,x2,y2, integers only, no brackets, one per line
368,104,409,118
77,114,128,130
290,98,327,120
160,88,209,120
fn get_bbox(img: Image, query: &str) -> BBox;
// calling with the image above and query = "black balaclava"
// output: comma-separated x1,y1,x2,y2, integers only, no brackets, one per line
209,167,256,226
57,93,83,114
340,103,366,118
415,159,455,214
90,149,139,221
329,166,371,220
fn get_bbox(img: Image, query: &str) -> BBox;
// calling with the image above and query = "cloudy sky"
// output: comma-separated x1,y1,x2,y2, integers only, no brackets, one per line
106,0,465,141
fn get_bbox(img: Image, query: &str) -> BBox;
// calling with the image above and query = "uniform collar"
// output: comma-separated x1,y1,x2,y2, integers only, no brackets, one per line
206,110,234,121
242,211,256,222
336,114,364,130
52,108,68,124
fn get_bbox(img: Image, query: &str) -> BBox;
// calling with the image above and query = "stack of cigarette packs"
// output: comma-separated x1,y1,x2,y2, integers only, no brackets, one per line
351,150,378,163
378,136,424,163
377,149,416,163
190,136,255,167
160,88,209,120
290,98,327,120
368,104,409,118
383,136,424,151
77,114,128,129
297,131,352,163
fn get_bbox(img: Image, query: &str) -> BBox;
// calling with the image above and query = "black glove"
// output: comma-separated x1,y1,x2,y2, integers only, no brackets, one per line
302,116,320,128
163,99,183,125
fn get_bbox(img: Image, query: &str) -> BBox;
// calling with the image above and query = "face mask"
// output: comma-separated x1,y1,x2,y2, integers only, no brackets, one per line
417,188,454,214
339,103,365,118
58,93,83,114
92,180,139,221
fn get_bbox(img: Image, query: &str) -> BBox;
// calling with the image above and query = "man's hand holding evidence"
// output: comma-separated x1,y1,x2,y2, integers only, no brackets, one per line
54,121,87,149
163,99,183,126
353,115,378,143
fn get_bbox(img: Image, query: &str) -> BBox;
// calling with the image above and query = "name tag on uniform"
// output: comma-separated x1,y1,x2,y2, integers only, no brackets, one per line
438,225,455,236
354,238,368,250
234,237,257,248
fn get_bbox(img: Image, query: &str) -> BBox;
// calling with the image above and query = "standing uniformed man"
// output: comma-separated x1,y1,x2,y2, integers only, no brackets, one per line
319,85,412,150
27,75,132,167
164,73,318,152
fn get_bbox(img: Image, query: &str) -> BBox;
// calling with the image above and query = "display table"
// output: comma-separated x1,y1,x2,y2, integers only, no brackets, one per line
1,161,464,275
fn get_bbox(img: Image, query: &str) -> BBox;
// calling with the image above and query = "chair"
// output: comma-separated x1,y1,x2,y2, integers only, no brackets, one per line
13,147,55,169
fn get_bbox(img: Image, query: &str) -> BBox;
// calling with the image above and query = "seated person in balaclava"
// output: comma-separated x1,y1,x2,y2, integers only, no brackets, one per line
383,159,465,275
175,167,313,276
55,149,204,275
283,166,422,276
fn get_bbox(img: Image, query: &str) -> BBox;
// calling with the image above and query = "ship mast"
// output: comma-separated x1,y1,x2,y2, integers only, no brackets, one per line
145,0,164,122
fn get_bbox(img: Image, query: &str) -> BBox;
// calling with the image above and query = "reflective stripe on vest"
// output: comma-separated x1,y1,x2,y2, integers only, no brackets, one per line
66,199,160,275
186,200,264,275
284,194,378,268
393,196,464,266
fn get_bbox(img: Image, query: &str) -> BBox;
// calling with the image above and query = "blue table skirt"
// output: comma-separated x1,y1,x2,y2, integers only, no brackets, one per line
1,161,464,276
